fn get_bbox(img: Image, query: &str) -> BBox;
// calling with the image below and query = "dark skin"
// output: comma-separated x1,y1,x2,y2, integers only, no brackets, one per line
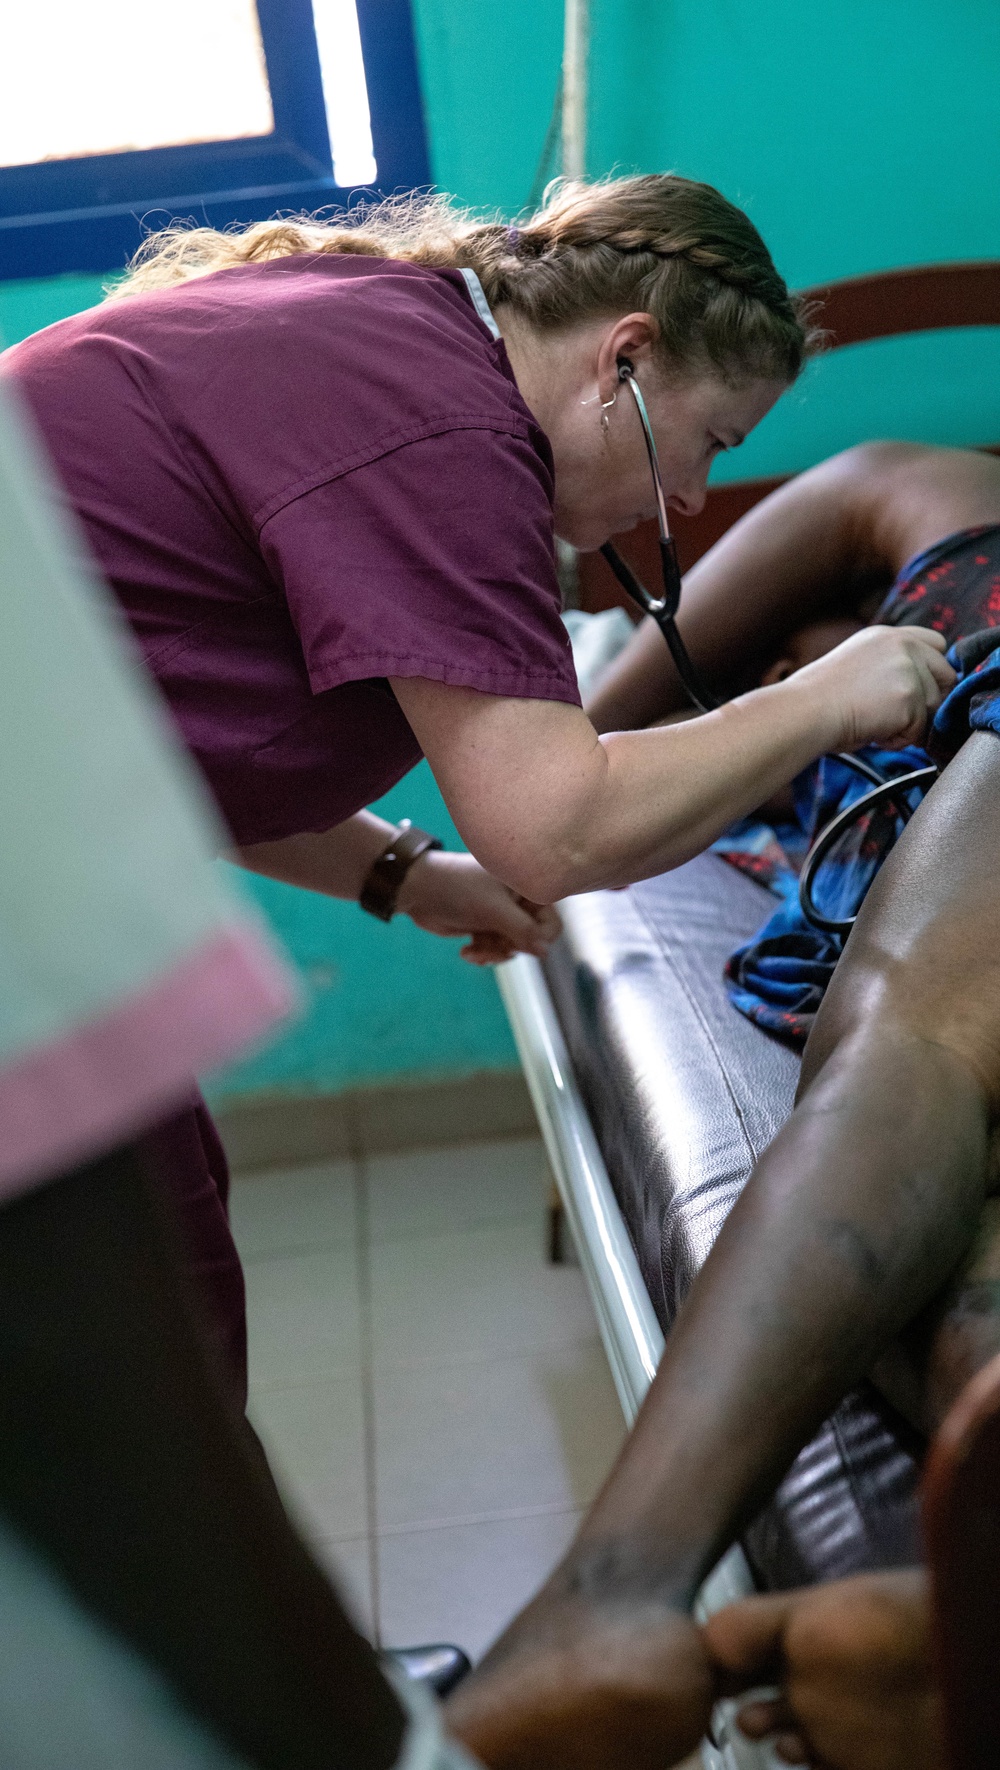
704,1569,942,1769
7,1146,942,1770
447,442,1000,1769
587,439,1000,732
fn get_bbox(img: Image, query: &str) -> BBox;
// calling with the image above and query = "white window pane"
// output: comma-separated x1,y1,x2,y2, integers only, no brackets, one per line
312,0,377,187
0,0,274,167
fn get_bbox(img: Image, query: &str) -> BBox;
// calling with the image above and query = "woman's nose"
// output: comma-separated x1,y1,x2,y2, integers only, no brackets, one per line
668,477,708,519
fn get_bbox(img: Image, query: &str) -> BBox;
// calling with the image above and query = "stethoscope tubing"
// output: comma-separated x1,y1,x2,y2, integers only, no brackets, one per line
796,764,938,935
594,365,940,934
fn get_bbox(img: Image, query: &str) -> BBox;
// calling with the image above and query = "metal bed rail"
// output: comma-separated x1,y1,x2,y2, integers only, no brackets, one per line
497,952,776,1770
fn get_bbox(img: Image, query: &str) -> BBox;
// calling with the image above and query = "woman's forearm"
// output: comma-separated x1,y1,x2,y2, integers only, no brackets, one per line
392,620,951,906
238,812,396,899
587,677,842,888
392,671,844,903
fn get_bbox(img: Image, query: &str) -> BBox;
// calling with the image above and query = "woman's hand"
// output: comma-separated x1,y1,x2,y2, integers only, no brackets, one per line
702,1570,943,1770
236,817,559,963
396,849,561,964
797,624,955,751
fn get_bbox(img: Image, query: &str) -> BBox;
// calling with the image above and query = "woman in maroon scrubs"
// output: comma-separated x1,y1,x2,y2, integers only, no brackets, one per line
1,172,951,1762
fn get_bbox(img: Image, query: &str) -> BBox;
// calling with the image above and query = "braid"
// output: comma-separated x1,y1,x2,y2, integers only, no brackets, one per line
110,172,809,383
470,175,810,380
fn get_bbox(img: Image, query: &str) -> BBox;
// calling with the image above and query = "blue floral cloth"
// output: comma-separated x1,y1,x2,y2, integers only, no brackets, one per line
719,629,1000,1048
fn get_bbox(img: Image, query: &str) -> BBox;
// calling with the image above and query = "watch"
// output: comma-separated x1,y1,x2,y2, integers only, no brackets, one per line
358,820,444,922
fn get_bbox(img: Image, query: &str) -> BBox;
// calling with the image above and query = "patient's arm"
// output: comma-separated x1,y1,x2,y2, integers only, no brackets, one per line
586,441,1000,733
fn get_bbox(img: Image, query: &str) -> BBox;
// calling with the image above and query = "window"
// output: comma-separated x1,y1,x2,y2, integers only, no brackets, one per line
0,0,429,281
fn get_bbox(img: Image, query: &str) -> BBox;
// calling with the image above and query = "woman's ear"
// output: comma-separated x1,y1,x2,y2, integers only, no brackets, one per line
596,312,660,402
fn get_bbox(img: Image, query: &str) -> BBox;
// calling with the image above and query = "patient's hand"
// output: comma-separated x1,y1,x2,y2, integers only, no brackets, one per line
445,1591,711,1770
702,1570,943,1770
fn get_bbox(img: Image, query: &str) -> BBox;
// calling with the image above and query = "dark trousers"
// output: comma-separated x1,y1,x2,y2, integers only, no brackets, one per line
139,1096,247,1406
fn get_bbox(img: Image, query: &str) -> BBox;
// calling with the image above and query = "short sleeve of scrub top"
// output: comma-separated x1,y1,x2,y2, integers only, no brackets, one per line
2,255,581,845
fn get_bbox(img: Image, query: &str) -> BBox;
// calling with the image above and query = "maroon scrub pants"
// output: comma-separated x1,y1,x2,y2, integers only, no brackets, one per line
139,1095,248,1407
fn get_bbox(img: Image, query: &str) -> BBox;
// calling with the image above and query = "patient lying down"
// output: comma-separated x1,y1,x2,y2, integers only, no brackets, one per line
450,443,1000,1770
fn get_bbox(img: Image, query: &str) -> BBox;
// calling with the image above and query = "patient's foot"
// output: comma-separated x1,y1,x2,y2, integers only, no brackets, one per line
445,1581,711,1770
703,1569,942,1770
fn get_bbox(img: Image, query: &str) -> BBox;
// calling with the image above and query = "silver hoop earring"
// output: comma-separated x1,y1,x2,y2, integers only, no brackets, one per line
601,409,611,437
581,389,618,410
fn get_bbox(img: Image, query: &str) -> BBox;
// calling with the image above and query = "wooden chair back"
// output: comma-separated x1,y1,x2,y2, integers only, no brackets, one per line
577,259,1000,614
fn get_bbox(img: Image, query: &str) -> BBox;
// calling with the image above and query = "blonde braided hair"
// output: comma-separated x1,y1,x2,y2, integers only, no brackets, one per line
108,174,813,385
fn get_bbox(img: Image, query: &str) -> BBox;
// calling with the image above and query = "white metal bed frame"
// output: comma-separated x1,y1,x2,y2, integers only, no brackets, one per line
498,952,776,1770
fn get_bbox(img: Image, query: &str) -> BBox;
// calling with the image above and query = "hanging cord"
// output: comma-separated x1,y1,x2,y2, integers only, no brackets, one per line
599,365,719,716
599,539,719,715
525,80,563,214
798,764,938,934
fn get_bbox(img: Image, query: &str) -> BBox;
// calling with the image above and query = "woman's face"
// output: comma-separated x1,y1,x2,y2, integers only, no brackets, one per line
551,368,787,552
501,309,787,553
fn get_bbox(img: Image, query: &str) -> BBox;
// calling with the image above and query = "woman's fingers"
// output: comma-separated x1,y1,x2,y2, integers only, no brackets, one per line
399,852,560,955
802,623,956,751
460,933,517,965
520,898,563,942
487,893,558,956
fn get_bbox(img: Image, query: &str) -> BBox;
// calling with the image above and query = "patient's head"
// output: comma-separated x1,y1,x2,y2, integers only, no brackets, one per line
759,615,865,686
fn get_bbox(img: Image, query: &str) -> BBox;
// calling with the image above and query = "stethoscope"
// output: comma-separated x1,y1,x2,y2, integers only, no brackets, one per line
599,362,938,937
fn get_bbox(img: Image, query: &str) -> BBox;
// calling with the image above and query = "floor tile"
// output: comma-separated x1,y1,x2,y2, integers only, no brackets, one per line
366,1137,552,1244
376,1510,581,1663
230,1159,356,1262
370,1218,598,1370
373,1342,625,1532
245,1248,361,1388
310,1536,376,1639
248,1375,368,1542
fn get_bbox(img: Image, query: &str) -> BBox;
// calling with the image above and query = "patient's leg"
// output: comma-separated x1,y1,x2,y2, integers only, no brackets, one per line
873,1192,1000,1435
482,732,1000,1673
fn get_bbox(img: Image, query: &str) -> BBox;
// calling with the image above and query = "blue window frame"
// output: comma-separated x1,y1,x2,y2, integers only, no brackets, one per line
0,0,430,282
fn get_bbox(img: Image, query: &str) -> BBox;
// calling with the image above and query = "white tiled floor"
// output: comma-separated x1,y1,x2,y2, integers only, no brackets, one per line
230,1136,626,1661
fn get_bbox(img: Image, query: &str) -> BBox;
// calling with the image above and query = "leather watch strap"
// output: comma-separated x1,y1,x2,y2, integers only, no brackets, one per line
358,820,444,922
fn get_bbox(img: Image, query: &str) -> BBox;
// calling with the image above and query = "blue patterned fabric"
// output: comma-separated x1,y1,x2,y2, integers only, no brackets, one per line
719,630,1000,1048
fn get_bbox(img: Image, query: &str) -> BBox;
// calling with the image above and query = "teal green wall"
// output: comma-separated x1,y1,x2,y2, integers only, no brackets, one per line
4,0,999,1099
204,766,518,1102
0,273,111,345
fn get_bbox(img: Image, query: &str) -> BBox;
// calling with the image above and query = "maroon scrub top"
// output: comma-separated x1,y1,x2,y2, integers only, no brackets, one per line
3,256,580,846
